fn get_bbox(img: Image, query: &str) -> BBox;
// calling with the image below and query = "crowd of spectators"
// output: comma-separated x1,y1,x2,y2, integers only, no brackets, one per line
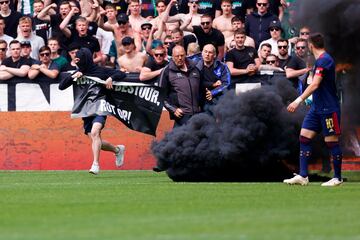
0,0,314,118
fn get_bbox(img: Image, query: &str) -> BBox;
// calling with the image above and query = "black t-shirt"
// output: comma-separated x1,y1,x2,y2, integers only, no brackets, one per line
168,34,197,56
143,57,168,85
193,26,225,51
226,46,258,84
286,55,306,88
70,34,100,54
50,14,77,49
62,63,78,72
33,16,50,44
3,11,22,38
2,57,31,68
279,56,292,70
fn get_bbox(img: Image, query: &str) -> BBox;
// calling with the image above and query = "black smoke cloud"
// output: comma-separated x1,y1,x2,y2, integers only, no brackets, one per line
152,78,306,181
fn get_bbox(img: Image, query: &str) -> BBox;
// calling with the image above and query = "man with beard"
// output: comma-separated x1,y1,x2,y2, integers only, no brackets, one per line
285,33,343,187
182,14,225,61
59,48,126,175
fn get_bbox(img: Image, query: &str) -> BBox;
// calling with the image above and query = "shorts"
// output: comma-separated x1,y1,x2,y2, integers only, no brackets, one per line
302,109,341,136
82,115,107,135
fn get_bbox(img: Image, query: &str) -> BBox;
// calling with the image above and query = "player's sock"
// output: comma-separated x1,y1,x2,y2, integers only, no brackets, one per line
326,141,342,180
299,136,312,178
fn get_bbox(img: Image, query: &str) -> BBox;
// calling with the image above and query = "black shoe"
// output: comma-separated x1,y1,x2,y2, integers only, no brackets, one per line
153,166,165,172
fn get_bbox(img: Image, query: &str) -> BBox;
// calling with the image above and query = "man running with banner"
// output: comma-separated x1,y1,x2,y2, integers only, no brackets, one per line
59,48,165,175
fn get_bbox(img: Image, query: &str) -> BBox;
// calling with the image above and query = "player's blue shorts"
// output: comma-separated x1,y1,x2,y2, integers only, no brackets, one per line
302,109,341,136
82,115,107,135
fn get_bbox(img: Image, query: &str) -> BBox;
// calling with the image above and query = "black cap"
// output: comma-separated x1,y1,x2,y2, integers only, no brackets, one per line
268,20,282,31
121,36,134,45
20,40,31,47
117,13,129,24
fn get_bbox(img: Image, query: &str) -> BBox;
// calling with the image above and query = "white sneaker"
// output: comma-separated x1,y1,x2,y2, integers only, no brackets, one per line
283,173,309,186
321,178,343,187
89,164,100,175
115,145,125,167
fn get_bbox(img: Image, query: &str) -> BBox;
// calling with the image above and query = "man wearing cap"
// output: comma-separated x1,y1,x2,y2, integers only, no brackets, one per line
16,16,45,60
20,40,37,65
140,22,162,53
105,13,141,56
117,36,147,72
0,40,31,80
245,0,279,49
258,20,291,56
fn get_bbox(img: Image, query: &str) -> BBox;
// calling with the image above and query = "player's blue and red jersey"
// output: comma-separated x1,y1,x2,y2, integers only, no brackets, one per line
311,52,340,114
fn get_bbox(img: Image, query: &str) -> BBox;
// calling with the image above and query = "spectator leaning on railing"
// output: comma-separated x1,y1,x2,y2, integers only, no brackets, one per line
28,46,60,80
0,39,30,80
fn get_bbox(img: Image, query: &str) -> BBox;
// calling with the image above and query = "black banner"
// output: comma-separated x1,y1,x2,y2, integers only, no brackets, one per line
71,76,165,136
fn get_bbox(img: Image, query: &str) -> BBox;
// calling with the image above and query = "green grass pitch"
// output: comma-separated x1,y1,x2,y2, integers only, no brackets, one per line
0,171,360,240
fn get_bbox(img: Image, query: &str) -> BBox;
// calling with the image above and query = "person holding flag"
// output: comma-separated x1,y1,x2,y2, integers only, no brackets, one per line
59,48,126,175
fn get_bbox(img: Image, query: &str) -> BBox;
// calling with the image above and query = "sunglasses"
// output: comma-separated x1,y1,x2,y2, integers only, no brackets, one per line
257,3,267,7
118,21,127,25
154,53,165,57
39,52,50,57
189,1,198,4
141,26,151,30
300,32,310,35
266,60,276,64
200,21,211,26
270,27,280,32
122,42,132,46
0,1,9,4
296,46,306,50
164,42,171,45
278,45,288,49
0,47,6,51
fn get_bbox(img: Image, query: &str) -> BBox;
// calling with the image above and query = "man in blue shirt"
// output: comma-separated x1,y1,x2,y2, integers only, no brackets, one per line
284,33,343,187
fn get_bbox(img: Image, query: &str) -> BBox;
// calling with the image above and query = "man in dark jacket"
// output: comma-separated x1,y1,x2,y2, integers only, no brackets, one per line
159,45,202,128
196,44,231,109
245,0,279,49
59,48,127,175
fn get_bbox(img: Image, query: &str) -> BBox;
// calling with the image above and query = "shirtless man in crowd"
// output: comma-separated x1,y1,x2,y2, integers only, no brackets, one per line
225,16,255,51
117,36,147,72
213,0,234,39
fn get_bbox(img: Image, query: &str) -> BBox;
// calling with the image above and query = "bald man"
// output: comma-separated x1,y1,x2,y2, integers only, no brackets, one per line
159,45,202,127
